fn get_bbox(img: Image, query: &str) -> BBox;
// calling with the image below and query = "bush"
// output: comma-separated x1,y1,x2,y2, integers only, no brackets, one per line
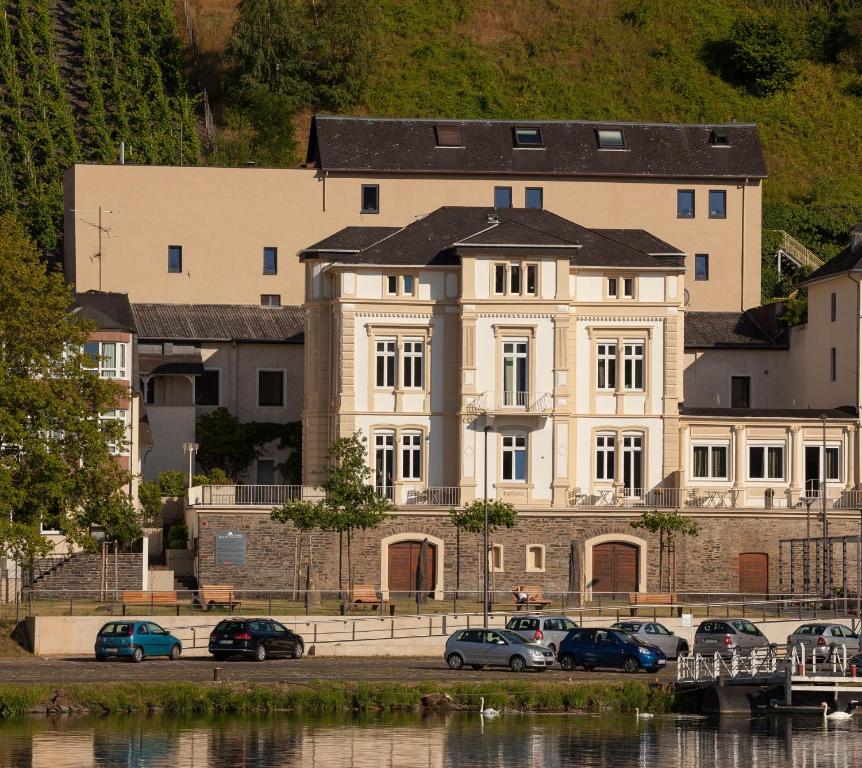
157,471,188,497
726,13,801,96
166,523,188,550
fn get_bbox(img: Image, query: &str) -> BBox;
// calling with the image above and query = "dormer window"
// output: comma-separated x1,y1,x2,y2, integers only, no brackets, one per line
596,128,625,149
514,127,543,147
709,130,730,146
435,124,463,147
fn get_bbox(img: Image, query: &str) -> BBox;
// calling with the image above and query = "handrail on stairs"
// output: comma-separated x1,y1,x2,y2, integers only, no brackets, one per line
770,229,823,271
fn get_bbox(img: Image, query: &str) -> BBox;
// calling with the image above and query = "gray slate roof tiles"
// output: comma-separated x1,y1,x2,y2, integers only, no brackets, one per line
684,309,786,349
131,304,304,343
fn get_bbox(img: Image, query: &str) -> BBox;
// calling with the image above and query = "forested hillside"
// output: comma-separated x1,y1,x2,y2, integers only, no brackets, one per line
0,0,199,253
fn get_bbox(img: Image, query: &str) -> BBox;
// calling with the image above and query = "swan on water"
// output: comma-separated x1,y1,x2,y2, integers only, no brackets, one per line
821,702,854,720
479,697,500,717
635,707,654,719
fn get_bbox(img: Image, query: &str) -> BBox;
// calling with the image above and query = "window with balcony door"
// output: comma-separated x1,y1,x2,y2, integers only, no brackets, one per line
402,340,423,388
692,444,728,480
595,434,615,480
83,341,128,379
374,432,395,499
375,339,396,387
401,432,422,481
623,342,644,390
621,434,643,496
501,434,527,482
748,445,784,481
596,343,616,390
502,340,528,407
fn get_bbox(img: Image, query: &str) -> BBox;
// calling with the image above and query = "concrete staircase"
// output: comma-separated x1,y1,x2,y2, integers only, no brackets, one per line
29,552,143,594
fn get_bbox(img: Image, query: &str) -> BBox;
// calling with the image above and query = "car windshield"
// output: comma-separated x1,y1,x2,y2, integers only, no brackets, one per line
498,630,528,644
614,630,647,646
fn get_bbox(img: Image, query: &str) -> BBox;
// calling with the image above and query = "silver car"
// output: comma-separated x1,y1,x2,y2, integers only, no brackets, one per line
693,619,770,657
611,620,689,659
505,615,579,654
786,623,860,661
444,628,555,672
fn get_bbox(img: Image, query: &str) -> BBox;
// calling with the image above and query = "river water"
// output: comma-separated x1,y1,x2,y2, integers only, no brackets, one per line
0,712,860,767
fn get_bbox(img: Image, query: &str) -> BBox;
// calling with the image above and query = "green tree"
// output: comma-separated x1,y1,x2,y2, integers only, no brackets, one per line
271,499,326,598
0,213,139,549
156,470,189,496
631,510,699,593
196,407,261,480
726,12,802,96
449,500,517,596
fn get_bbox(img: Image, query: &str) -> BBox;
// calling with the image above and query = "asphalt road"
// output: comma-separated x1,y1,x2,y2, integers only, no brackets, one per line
0,655,677,685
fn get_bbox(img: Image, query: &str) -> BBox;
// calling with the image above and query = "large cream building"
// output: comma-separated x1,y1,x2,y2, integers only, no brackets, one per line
61,116,862,599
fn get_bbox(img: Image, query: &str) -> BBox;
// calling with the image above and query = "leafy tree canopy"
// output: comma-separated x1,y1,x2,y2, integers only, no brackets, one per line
725,12,802,96
449,500,517,534
631,510,699,540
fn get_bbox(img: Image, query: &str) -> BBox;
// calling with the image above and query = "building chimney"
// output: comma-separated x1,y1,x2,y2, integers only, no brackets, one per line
851,222,862,253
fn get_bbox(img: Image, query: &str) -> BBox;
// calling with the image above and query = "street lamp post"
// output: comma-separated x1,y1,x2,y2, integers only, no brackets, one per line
483,415,495,629
821,414,829,598
803,497,814,596
182,442,199,490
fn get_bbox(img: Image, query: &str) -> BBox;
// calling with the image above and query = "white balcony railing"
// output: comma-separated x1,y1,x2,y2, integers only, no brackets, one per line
404,487,461,507
198,485,325,506
466,391,552,416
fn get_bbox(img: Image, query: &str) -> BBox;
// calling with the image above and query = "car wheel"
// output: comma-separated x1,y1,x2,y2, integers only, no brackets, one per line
254,643,267,662
292,641,304,660
447,653,464,670
622,656,639,674
559,653,575,671
509,655,526,673
169,644,181,661
131,646,144,663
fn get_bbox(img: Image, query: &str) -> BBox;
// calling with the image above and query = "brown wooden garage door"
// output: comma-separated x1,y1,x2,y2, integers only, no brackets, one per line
592,542,638,596
739,553,768,596
388,541,436,597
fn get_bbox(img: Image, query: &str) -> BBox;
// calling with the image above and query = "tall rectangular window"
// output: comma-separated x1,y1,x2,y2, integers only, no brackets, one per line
168,245,182,273
677,190,695,219
195,370,220,406
525,187,543,209
494,264,506,294
623,277,634,298
748,446,784,480
402,275,415,295
526,264,537,295
597,343,616,390
708,190,727,219
494,186,513,208
361,184,379,213
595,434,615,480
695,254,709,281
831,292,837,322
731,376,750,408
607,277,618,297
830,347,837,382
375,339,396,387
375,432,394,499
401,432,422,480
502,340,528,407
386,275,398,295
402,340,423,388
263,247,277,275
623,342,644,390
510,264,521,294
258,370,284,406
502,435,527,481
692,444,728,479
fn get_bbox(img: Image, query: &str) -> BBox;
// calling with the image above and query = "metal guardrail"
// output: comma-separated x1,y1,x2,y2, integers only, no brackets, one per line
771,230,824,271
465,391,553,416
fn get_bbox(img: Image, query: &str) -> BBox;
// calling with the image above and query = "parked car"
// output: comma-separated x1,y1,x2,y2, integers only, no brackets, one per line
95,620,182,662
445,628,555,672
611,620,689,659
693,619,770,657
505,615,579,653
208,618,305,661
786,623,860,660
558,627,666,673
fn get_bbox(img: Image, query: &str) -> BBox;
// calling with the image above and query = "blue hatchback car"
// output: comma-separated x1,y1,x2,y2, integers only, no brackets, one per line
95,621,183,662
558,627,666,673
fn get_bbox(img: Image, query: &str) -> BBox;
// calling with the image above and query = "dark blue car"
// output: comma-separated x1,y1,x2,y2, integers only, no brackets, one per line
558,627,666,673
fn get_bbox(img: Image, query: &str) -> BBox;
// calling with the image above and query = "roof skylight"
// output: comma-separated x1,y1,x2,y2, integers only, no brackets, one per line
596,128,625,149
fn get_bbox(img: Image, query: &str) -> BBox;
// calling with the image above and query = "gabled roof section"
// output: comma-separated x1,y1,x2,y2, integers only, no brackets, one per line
302,206,684,270
73,291,136,333
132,304,304,344
685,307,787,349
307,116,767,180
306,226,400,253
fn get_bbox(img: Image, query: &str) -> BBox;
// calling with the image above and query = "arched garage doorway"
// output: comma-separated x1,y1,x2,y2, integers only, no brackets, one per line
380,533,445,600
584,534,647,598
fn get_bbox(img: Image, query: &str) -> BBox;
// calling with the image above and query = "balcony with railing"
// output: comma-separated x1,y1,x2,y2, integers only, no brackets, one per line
194,484,461,509
465,391,553,418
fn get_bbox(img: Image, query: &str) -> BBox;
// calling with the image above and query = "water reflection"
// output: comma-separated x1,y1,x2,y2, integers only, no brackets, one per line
1,712,861,768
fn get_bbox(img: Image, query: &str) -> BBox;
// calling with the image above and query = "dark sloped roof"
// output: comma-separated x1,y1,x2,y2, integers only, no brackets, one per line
306,226,399,252
308,116,767,179
73,291,136,333
131,304,304,343
593,229,682,255
805,245,862,283
684,308,787,349
302,207,684,270
681,406,856,420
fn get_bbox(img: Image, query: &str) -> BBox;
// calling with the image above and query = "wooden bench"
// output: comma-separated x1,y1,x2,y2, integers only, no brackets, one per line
199,584,242,612
122,591,181,615
349,585,386,611
628,592,679,617
512,584,551,610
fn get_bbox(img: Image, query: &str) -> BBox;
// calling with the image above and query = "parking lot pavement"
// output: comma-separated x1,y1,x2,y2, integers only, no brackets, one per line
0,656,676,685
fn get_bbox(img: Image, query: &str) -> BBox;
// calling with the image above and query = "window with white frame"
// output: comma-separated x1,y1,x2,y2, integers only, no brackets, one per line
501,434,527,481
607,277,618,298
595,434,616,480
375,339,396,387
374,432,395,499
526,264,537,294
99,409,127,455
502,339,528,407
526,544,545,573
83,341,128,379
401,432,422,480
623,342,644,390
493,262,538,296
386,275,398,295
748,445,784,481
402,340,423,388
597,343,617,390
489,543,504,572
692,444,728,480
623,277,635,298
